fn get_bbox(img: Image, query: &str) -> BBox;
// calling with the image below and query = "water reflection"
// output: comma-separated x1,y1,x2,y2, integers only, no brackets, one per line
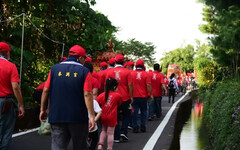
180,99,210,150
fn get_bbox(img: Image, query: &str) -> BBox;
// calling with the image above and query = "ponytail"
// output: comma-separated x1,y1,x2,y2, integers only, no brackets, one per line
105,78,119,102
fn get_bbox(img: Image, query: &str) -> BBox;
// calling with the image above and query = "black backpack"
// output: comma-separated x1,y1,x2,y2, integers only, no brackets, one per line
168,80,174,89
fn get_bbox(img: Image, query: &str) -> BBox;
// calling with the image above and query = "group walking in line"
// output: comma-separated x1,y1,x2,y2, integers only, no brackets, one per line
0,42,195,150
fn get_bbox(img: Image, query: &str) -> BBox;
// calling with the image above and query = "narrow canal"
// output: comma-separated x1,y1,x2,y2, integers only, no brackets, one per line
180,99,211,150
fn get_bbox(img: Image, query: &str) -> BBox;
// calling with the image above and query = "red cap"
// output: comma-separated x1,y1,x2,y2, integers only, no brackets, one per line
108,57,115,65
100,62,108,68
149,69,152,72
0,42,11,52
60,57,67,62
136,59,144,66
85,56,92,63
68,45,86,56
115,54,124,62
127,61,134,67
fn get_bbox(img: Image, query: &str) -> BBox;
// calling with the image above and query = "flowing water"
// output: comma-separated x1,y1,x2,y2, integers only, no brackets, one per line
180,99,211,150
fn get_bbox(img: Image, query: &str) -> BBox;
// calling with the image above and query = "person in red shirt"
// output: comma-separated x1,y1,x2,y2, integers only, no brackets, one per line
125,61,134,70
148,63,167,120
33,82,46,104
108,57,115,69
97,62,108,94
105,54,133,142
84,62,100,100
96,78,122,150
0,42,24,149
131,59,153,133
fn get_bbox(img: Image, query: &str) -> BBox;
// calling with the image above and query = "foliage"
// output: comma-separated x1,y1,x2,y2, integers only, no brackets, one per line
199,1,240,78
199,80,240,150
114,38,156,66
0,0,116,104
160,44,195,74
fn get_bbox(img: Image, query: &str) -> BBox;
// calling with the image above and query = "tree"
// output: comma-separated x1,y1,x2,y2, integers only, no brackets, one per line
115,38,156,66
199,1,240,77
160,44,195,74
0,0,116,99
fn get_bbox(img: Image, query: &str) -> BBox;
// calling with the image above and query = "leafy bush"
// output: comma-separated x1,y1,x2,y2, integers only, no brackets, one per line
199,79,240,150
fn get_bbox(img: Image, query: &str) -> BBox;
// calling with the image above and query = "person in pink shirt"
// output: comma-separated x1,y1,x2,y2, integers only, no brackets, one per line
148,63,167,120
105,54,133,142
131,59,153,133
97,78,122,150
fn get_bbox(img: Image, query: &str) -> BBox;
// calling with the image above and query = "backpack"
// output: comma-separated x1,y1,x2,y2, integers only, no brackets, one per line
168,80,174,89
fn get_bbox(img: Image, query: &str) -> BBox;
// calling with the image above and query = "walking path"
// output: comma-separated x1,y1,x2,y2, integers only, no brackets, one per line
10,92,190,150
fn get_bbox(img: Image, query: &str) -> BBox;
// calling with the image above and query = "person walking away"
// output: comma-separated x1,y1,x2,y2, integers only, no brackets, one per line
168,73,178,103
96,78,122,150
84,62,100,100
39,45,95,150
97,62,108,94
181,77,188,95
105,54,133,142
148,63,167,120
131,59,153,133
0,42,25,150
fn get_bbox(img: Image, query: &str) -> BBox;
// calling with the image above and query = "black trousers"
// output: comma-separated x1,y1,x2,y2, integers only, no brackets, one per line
88,130,98,150
168,89,176,103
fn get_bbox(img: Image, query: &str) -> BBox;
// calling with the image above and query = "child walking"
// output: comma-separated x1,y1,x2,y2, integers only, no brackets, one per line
96,78,122,150
88,99,102,150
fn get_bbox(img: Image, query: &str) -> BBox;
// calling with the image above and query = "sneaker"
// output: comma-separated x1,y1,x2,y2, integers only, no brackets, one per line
128,126,133,130
120,134,128,141
133,127,139,133
114,139,120,143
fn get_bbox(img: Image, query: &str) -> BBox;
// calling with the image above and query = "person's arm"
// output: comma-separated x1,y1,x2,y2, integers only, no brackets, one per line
84,91,95,131
92,88,98,100
162,83,168,96
147,84,154,100
128,83,133,103
11,82,24,117
39,87,50,122
95,111,102,122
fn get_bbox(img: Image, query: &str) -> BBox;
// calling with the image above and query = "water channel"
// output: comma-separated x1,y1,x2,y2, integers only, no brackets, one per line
180,99,211,150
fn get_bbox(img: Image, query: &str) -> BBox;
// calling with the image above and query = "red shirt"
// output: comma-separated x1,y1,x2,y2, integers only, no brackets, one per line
92,77,100,89
45,71,92,92
0,58,20,97
148,71,164,97
164,78,168,87
96,91,122,126
36,82,46,90
131,70,151,98
92,71,98,79
105,66,132,101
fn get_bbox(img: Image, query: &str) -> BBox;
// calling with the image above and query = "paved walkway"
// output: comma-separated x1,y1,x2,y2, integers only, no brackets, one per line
10,94,188,150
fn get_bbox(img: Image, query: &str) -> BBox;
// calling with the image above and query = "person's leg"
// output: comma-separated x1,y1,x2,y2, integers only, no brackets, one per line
0,98,16,150
89,130,99,150
106,126,115,150
139,98,148,132
114,107,120,141
148,97,155,120
68,123,89,150
120,100,131,138
155,97,161,118
98,125,107,149
168,89,171,103
172,89,176,103
132,98,140,132
51,123,71,150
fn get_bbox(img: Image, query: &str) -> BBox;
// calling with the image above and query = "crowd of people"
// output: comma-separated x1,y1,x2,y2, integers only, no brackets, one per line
0,42,196,150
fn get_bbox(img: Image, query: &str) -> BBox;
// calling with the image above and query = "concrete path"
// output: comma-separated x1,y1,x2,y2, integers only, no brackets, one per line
10,93,189,150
